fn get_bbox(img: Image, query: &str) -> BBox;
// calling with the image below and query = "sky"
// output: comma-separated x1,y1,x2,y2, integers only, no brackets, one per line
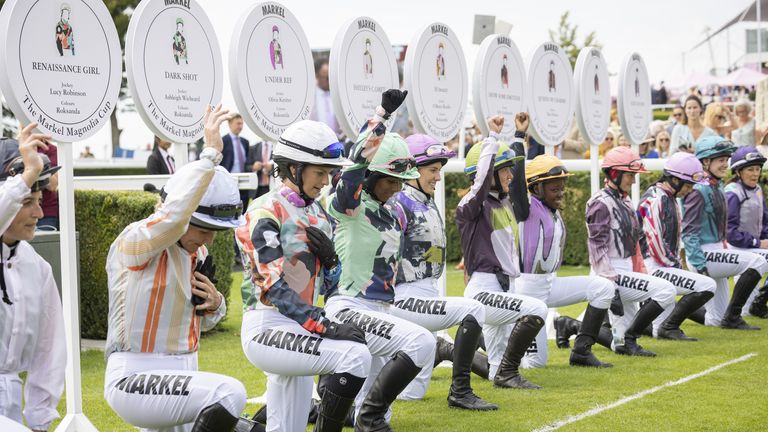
40,0,768,157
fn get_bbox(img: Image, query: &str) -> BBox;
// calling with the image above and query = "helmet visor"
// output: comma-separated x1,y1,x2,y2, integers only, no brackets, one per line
414,144,454,159
279,138,345,159
613,159,646,172
527,165,569,184
370,157,417,175
666,169,709,184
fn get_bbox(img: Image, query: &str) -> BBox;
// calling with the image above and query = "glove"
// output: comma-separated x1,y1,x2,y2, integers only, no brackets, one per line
609,289,624,316
381,89,408,116
306,226,339,269
193,256,218,316
696,266,710,277
323,321,367,344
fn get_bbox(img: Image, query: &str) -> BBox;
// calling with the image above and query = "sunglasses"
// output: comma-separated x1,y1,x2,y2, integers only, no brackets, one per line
528,166,569,184
673,113,682,117
605,137,614,141
370,157,416,174
659,138,670,142
279,138,345,159
414,144,452,158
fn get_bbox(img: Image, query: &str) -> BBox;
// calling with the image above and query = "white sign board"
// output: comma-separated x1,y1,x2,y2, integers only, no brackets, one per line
330,17,399,140
618,52,651,146
230,2,314,141
404,23,468,142
0,0,121,141
472,34,526,142
525,42,575,146
126,0,223,143
574,47,611,145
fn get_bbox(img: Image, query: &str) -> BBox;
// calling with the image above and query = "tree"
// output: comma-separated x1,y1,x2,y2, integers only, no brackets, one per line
106,0,141,156
548,11,601,68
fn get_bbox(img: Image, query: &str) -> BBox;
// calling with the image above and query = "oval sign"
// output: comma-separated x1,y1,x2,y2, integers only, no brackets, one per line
472,34,526,142
330,16,399,140
574,47,611,145
525,42,575,146
0,0,121,141
230,2,314,141
618,52,651,146
404,22,468,142
126,0,223,143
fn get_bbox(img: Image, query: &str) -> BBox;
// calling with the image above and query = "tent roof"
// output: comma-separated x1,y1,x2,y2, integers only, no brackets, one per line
717,66,767,86
691,0,768,51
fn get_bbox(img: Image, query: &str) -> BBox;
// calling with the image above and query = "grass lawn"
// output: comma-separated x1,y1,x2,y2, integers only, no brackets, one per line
50,265,767,431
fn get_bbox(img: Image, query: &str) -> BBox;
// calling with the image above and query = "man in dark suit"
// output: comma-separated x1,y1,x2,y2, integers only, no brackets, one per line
221,114,251,212
146,136,175,174
245,140,273,199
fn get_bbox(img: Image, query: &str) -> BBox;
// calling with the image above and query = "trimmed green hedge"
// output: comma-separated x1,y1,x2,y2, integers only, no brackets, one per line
443,171,660,267
75,190,234,339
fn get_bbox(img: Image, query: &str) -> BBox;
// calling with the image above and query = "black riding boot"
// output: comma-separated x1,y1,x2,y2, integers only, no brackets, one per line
658,291,714,341
354,352,421,432
493,315,544,389
616,300,664,357
722,269,762,330
570,305,613,367
191,403,239,432
314,372,365,432
447,315,497,410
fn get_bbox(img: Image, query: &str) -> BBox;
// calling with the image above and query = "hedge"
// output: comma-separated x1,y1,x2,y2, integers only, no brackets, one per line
443,171,660,267
75,190,235,339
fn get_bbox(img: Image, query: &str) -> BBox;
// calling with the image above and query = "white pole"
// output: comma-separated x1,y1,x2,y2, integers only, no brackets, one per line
631,143,640,208
434,176,451,342
172,142,190,169
759,0,763,72
590,143,600,197
55,142,98,432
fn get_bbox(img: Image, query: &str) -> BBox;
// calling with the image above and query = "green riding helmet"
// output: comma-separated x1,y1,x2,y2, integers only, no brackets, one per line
464,140,524,175
367,132,420,180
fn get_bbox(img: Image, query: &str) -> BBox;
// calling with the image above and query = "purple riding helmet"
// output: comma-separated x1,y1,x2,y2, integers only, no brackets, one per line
664,152,709,187
405,134,456,167
730,146,767,173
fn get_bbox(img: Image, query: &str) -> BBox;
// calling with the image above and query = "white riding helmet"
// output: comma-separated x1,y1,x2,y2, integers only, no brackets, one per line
274,120,351,167
163,166,245,230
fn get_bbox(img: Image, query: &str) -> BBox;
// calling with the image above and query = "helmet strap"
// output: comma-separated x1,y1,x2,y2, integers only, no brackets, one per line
668,177,686,197
286,163,313,203
493,170,507,199
408,179,430,197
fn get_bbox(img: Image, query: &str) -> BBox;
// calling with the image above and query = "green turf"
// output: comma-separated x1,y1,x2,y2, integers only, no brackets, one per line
49,265,767,431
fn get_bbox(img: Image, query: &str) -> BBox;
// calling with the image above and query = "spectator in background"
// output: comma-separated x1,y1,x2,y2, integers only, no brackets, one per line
731,100,758,146
221,114,251,211
703,102,735,138
667,105,684,135
310,57,341,137
639,135,659,159
146,136,175,175
655,130,672,158
37,143,60,230
561,122,588,159
658,81,668,105
245,140,273,199
617,132,629,147
583,129,615,159
79,146,94,159
671,95,715,154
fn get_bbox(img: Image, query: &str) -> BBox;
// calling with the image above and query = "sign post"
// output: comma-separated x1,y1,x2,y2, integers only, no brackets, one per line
330,16,399,139
525,42,576,149
617,52,651,206
404,22,468,144
230,2,315,141
126,0,223,145
574,48,611,196
472,34,526,142
0,0,121,430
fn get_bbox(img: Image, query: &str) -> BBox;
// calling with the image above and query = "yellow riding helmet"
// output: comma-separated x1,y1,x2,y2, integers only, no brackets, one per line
525,154,572,186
